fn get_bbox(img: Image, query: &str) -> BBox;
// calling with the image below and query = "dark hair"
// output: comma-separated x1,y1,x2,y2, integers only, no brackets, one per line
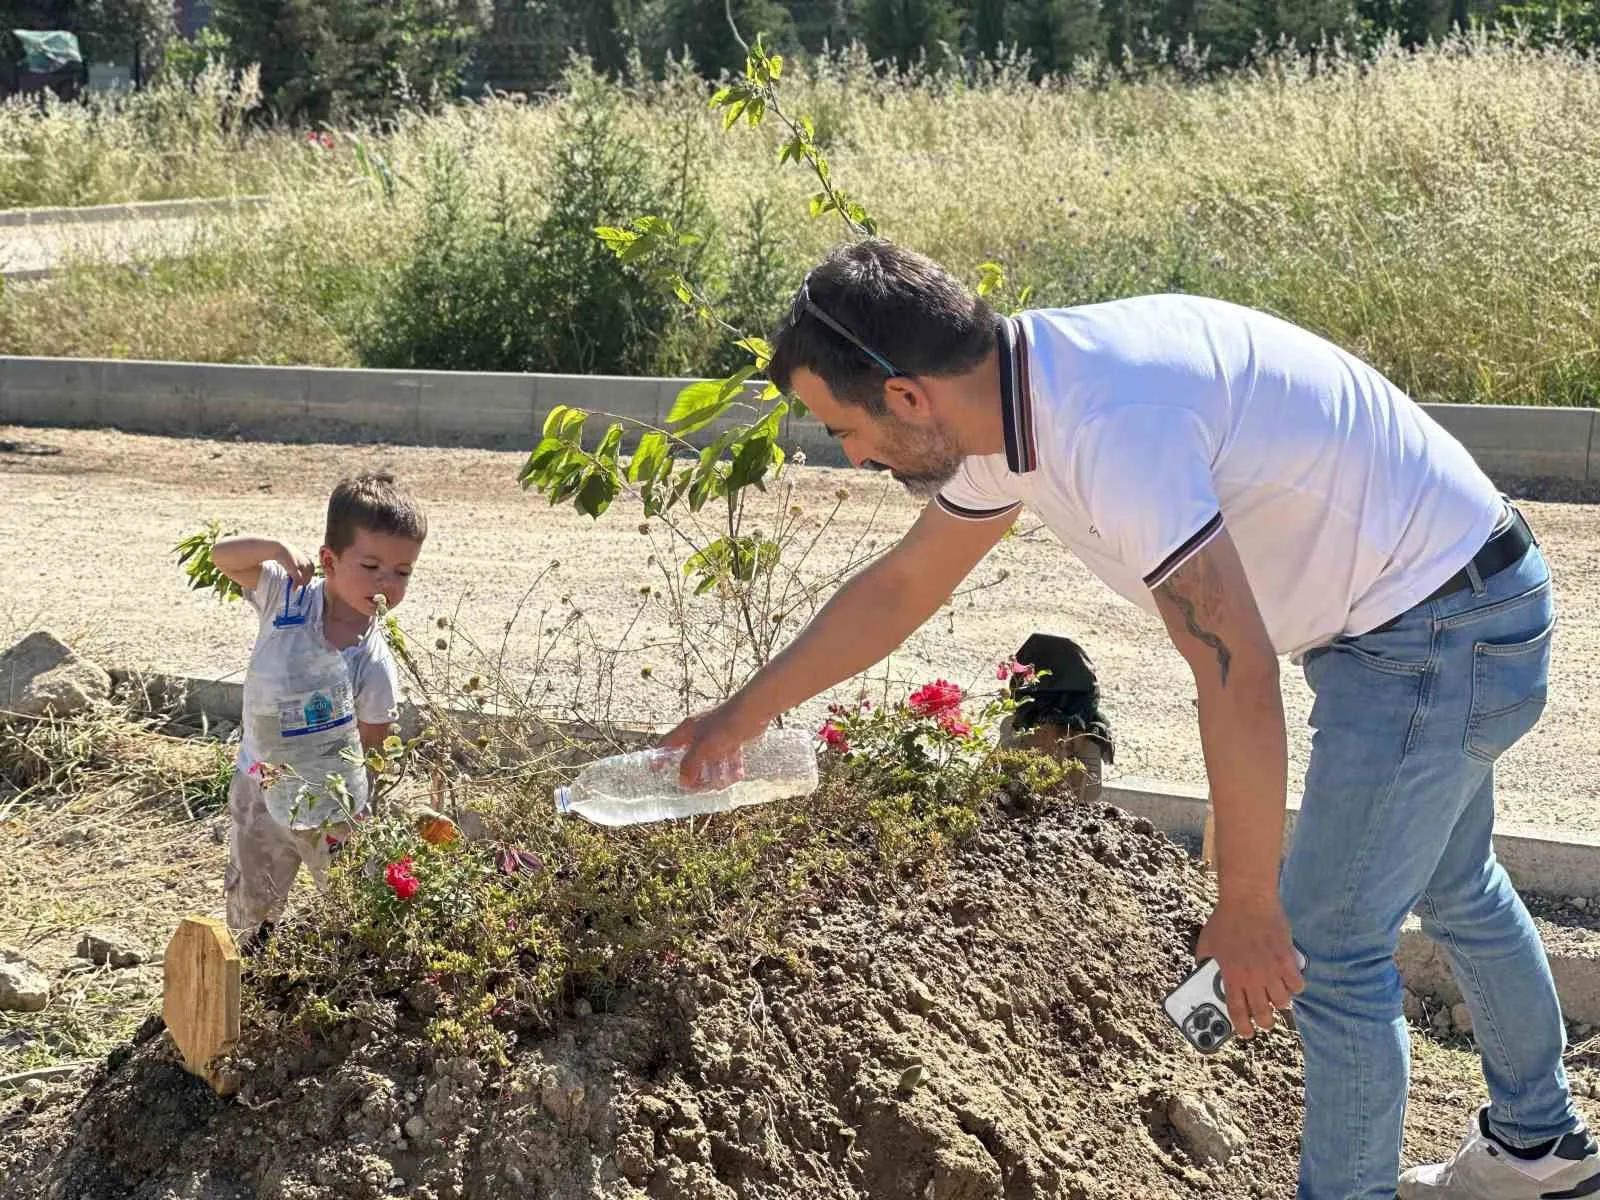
325,472,428,552
768,238,998,413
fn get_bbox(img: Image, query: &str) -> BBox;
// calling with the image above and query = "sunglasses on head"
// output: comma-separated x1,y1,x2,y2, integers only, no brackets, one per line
789,275,905,378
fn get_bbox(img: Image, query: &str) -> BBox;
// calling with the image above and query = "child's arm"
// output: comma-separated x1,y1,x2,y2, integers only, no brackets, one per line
212,535,316,595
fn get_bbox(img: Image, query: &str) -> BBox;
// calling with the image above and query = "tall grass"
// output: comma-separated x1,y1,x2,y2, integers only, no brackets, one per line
0,33,1596,405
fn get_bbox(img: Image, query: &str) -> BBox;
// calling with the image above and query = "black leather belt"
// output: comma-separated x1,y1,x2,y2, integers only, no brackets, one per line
1368,505,1535,634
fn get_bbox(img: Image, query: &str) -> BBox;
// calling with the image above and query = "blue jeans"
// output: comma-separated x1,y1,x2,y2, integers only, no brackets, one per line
1282,536,1574,1200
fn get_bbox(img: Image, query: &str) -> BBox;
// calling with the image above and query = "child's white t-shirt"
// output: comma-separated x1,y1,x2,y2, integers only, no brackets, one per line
236,559,401,774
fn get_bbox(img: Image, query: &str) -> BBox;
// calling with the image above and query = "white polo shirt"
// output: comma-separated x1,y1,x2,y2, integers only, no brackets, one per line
936,294,1505,659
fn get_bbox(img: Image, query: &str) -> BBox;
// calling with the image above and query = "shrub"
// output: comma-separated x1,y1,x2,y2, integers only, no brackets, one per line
361,66,703,376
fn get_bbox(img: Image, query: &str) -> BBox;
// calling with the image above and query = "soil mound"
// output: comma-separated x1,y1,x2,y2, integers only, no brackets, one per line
2,797,1309,1200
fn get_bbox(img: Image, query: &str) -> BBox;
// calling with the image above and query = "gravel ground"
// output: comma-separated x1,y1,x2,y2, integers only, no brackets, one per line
3,424,1596,834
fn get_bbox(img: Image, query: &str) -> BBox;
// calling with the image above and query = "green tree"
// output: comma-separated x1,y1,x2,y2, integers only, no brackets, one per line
47,0,173,82
861,0,961,67
1007,0,1107,70
655,0,796,75
1494,0,1600,47
965,0,1013,55
208,0,489,122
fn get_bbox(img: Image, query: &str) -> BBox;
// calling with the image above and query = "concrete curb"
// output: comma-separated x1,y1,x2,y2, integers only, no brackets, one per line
1104,778,1600,1025
3,355,1598,483
1102,778,1600,902
109,668,1600,1021
0,196,270,228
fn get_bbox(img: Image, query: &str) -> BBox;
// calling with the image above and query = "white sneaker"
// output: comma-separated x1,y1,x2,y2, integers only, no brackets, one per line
1400,1106,1600,1199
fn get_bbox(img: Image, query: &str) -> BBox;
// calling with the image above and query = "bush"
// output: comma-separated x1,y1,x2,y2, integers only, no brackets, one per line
362,66,703,376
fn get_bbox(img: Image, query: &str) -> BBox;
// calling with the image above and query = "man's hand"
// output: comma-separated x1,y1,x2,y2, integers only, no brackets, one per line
659,699,772,790
276,543,317,588
1196,894,1304,1038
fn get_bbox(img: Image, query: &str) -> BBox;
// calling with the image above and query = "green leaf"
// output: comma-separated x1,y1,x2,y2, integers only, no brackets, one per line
688,468,718,513
594,226,639,258
668,380,732,435
809,193,834,220
596,423,624,466
717,365,758,403
736,336,773,368
577,470,619,519
698,428,739,470
709,86,732,109
768,54,782,79
629,431,669,484
559,407,587,443
723,99,748,130
541,405,571,439
755,400,788,439
976,261,1005,297
672,277,693,305
729,435,774,491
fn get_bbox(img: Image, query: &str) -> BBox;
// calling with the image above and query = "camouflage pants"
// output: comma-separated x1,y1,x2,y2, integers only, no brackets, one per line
223,769,354,934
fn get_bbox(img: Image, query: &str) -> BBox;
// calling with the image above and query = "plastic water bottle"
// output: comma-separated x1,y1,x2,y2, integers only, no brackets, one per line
554,727,819,827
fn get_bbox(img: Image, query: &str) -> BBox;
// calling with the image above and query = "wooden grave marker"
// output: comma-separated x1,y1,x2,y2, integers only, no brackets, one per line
162,916,241,1096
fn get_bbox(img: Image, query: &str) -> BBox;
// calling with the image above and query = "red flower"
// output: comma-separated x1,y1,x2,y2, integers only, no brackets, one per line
319,132,334,150
908,679,963,719
817,720,850,754
996,658,1037,682
938,714,972,738
385,856,419,900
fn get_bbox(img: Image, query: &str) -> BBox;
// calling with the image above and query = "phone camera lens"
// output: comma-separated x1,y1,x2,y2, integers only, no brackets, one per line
1210,1019,1229,1038
1197,1031,1214,1049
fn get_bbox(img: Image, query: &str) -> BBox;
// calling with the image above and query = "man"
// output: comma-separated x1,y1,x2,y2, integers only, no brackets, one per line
664,238,1590,1200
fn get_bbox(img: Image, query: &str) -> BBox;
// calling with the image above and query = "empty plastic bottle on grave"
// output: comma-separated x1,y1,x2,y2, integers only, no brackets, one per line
554,727,819,827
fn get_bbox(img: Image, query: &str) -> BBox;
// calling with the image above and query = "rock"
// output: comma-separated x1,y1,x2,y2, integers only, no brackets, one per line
0,630,111,719
404,1116,426,1140
75,927,147,969
0,953,49,1012
572,997,592,1018
895,1064,925,1096
1571,897,1590,912
1167,1092,1246,1166
1451,1003,1474,1035
1431,1008,1454,1034
906,978,936,1016
1402,989,1424,1025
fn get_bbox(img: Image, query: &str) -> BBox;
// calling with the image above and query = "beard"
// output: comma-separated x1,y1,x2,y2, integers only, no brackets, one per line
883,414,964,499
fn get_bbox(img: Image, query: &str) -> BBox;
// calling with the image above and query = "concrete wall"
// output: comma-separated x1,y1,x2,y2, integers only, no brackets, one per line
2,355,1597,482
0,196,268,227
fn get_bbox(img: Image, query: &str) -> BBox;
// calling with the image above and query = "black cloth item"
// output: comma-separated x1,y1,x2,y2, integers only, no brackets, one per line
1007,633,1115,762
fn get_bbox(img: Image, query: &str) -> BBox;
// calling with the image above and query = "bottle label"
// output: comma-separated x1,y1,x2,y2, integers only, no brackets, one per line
276,681,356,739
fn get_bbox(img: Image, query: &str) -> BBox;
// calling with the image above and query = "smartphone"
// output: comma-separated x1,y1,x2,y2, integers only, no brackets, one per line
1162,949,1308,1055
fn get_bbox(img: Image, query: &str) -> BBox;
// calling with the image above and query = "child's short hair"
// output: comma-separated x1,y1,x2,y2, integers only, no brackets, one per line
325,472,428,552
